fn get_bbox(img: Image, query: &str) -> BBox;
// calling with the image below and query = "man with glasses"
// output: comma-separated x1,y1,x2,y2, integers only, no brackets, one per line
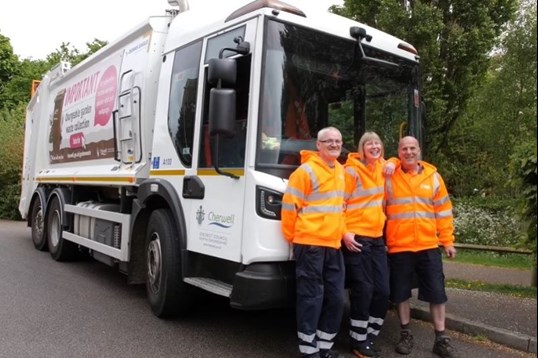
282,127,347,358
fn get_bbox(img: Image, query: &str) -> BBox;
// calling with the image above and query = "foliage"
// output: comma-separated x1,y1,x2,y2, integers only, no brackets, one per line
0,34,21,104
508,142,537,255
334,0,518,165
0,33,108,219
443,1,537,197
0,58,50,109
453,197,522,247
46,39,107,67
0,105,24,219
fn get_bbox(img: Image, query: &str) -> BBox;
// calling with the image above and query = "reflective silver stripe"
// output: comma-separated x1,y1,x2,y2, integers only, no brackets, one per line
434,195,451,206
285,187,305,201
433,173,440,196
317,329,337,341
350,318,368,328
386,177,393,198
345,167,360,180
387,212,436,220
436,209,453,218
386,197,414,205
369,316,384,325
350,330,367,341
347,199,384,210
318,341,334,350
349,186,383,200
298,331,316,343
299,345,319,354
308,190,345,201
416,197,433,206
303,164,319,190
302,205,343,214
281,202,295,211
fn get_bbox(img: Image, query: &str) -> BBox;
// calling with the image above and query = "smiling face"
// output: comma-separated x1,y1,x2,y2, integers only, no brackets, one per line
398,136,421,171
316,127,342,164
358,131,384,164
362,140,383,163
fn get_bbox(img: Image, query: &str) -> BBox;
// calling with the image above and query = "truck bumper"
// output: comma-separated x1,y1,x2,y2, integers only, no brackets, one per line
230,261,295,310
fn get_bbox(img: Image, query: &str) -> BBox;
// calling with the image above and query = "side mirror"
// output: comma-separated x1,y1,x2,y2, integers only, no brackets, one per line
208,58,237,86
208,88,236,137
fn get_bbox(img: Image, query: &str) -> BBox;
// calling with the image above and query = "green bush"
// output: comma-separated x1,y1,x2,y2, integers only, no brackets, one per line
453,197,522,247
508,142,537,256
0,105,24,220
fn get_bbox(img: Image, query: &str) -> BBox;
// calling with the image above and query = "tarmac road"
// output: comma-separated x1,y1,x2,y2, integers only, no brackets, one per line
0,219,534,357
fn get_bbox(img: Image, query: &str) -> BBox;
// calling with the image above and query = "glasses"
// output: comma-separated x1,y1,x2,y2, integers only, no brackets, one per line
319,139,343,145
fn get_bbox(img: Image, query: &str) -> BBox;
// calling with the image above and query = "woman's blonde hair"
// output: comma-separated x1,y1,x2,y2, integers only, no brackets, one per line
358,131,384,158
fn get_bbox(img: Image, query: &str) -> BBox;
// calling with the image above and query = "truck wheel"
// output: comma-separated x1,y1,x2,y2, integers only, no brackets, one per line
46,196,77,261
145,209,192,318
30,198,47,251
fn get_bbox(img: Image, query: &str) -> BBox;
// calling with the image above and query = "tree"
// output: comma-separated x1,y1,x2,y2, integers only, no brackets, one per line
0,33,21,106
0,104,25,219
0,36,108,219
46,39,107,67
0,58,50,109
333,0,518,163
446,0,537,196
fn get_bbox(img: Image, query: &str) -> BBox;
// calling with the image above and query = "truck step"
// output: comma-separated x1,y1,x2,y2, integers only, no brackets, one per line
184,277,232,297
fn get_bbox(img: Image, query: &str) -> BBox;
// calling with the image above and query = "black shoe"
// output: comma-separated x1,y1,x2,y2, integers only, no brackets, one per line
368,340,380,355
320,350,346,358
351,343,380,358
395,328,414,355
433,336,459,358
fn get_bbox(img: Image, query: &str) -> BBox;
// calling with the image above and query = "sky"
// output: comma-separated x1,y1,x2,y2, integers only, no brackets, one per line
0,0,342,60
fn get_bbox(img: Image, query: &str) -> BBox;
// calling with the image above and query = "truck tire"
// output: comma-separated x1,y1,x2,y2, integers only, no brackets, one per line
46,196,77,261
30,198,47,251
145,209,192,318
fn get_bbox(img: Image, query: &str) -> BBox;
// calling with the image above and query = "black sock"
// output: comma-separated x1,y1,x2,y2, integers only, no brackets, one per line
435,330,445,338
401,323,410,330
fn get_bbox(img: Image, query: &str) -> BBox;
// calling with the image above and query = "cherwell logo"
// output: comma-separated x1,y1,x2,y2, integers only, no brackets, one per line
196,206,235,228
196,206,205,225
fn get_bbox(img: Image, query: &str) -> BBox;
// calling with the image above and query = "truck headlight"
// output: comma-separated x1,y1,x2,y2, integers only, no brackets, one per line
256,186,282,220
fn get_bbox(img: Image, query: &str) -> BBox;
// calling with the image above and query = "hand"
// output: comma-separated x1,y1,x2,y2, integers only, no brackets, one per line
343,232,362,252
383,162,395,176
445,245,457,259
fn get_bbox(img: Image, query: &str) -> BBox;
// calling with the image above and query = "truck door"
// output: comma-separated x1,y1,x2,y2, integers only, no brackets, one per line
116,70,142,164
185,22,256,263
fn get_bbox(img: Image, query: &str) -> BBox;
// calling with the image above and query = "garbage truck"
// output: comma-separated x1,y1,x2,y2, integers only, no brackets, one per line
19,0,424,317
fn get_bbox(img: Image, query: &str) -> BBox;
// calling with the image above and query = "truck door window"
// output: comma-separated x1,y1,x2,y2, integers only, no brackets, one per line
168,40,203,167
204,27,246,63
199,26,250,169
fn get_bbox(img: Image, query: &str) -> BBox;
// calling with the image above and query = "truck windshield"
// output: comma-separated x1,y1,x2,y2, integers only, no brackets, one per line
256,19,421,177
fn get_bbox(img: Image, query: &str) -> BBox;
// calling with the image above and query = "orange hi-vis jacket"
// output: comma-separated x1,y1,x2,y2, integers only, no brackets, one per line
281,150,346,249
385,160,455,254
344,153,386,238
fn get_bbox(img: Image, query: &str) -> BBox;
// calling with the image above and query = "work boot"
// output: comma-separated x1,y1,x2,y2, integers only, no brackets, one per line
432,336,459,358
351,342,380,357
395,328,414,355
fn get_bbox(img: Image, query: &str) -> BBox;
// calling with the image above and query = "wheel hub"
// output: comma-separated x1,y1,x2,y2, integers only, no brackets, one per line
147,234,162,293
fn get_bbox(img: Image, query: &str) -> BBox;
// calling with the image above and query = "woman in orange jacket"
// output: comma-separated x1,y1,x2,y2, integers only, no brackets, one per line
342,131,388,358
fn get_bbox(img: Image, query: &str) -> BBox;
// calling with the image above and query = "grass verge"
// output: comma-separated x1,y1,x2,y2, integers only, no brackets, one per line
448,250,534,270
446,279,537,299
